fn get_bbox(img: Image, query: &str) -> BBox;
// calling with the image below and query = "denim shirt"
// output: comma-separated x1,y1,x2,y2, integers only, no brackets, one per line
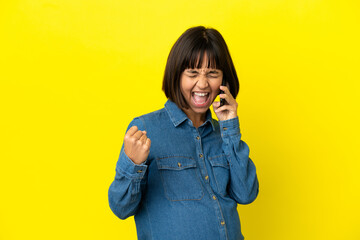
108,99,259,240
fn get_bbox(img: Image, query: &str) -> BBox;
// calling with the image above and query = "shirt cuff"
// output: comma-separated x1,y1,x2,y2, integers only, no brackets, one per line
116,147,148,179
219,116,240,138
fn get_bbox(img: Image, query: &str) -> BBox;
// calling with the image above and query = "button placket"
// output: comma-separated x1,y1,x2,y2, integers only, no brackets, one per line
194,128,207,180
192,127,227,238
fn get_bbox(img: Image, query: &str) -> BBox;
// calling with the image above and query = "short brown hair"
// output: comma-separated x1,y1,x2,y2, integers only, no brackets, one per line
162,26,240,109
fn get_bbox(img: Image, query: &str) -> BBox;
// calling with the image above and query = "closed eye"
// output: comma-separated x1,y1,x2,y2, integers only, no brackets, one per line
207,74,219,78
185,69,220,78
185,70,198,78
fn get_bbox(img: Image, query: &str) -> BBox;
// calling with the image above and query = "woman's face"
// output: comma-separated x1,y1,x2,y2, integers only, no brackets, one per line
180,56,223,116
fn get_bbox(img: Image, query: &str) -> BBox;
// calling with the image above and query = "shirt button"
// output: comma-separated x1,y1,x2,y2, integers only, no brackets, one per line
223,127,228,131
221,221,225,225
196,136,200,140
137,170,143,173
205,175,209,181
212,195,217,200
199,153,203,158
178,162,181,167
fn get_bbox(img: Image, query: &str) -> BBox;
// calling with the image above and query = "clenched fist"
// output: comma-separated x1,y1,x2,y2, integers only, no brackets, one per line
124,126,151,165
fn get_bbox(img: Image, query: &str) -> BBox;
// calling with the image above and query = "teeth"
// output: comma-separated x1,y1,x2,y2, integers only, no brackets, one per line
193,92,209,96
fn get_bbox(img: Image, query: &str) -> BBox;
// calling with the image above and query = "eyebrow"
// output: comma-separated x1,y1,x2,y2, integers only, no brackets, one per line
185,70,219,74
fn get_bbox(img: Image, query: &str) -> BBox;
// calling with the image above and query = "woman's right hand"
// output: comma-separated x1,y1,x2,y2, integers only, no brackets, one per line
124,126,151,165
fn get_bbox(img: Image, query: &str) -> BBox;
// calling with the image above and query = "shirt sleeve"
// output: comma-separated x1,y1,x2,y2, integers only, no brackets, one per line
219,117,259,204
108,117,148,219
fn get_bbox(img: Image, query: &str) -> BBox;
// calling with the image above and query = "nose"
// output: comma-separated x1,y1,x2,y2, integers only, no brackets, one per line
196,75,209,89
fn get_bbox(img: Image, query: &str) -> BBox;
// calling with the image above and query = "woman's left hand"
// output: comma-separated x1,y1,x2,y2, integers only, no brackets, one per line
212,85,238,121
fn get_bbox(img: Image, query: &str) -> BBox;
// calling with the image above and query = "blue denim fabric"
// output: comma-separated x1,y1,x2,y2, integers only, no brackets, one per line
108,99,259,240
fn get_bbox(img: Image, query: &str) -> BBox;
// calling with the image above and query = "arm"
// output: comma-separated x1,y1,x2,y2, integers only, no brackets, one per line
213,85,259,204
108,117,149,219
219,117,259,204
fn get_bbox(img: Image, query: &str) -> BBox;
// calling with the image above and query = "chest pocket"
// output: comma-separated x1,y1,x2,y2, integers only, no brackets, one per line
208,154,230,196
156,156,204,201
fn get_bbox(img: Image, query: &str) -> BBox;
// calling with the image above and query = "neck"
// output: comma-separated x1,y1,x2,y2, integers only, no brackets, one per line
182,108,207,128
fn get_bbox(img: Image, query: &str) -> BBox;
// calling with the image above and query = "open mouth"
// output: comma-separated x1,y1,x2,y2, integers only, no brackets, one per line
191,92,210,107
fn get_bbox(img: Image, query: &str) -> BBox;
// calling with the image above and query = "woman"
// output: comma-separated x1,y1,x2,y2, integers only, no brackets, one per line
108,26,259,240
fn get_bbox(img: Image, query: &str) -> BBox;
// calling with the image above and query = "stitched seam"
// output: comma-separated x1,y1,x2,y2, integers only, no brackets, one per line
157,155,193,160
139,116,147,133
157,157,204,201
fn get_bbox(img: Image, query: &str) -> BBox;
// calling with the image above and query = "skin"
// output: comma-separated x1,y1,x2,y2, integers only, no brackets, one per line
124,55,239,165
180,67,222,127
180,55,238,128
124,126,151,165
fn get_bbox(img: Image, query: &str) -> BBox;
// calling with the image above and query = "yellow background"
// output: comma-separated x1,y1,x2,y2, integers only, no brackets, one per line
1,0,359,239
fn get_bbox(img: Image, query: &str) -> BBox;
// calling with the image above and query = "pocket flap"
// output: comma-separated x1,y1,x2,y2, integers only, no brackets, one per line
157,156,196,170
208,155,229,168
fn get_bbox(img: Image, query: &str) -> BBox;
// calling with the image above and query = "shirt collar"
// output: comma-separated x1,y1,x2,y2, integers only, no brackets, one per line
164,99,215,131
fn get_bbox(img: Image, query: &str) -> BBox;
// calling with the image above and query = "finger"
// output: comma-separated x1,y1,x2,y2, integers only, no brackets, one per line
133,130,145,140
220,85,229,92
145,138,151,148
126,125,138,136
219,89,237,106
215,104,235,113
219,85,229,93
219,93,236,105
138,134,148,144
219,85,234,100
212,101,220,107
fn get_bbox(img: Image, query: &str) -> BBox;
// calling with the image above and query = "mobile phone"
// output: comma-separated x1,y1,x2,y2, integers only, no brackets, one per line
219,76,226,107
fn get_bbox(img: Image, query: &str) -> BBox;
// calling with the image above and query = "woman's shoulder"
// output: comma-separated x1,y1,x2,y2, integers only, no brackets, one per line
136,107,167,121
128,107,167,129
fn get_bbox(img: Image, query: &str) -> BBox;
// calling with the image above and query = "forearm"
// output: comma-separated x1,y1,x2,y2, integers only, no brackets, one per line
220,117,259,204
108,146,148,219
